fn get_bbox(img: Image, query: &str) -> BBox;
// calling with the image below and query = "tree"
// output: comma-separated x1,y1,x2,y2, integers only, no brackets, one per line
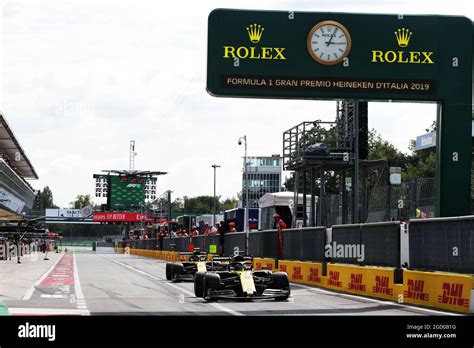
33,186,59,213
70,194,93,209
402,122,436,181
283,171,340,195
367,129,409,167
219,197,238,211
170,195,239,214
404,152,436,180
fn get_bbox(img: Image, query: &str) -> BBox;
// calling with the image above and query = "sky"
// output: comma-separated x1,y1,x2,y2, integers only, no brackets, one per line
0,0,472,208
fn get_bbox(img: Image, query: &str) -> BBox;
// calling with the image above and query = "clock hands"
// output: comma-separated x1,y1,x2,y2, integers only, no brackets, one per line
325,26,339,46
326,33,334,47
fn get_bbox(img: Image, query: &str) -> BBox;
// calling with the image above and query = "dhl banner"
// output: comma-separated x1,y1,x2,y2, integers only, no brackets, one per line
275,261,398,301
324,264,399,301
278,261,324,286
403,270,472,313
254,258,276,271
123,249,179,262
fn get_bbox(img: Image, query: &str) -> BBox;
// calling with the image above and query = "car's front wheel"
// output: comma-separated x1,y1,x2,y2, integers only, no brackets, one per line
203,273,220,302
271,272,290,301
165,263,172,280
194,272,205,297
172,263,184,283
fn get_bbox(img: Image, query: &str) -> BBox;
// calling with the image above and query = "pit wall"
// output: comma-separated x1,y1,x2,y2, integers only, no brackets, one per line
115,248,473,314
253,258,473,314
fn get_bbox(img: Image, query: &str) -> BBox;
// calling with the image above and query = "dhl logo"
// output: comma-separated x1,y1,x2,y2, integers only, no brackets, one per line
255,262,273,270
437,282,469,308
328,271,342,288
280,264,287,273
292,266,303,280
404,279,429,301
348,273,366,292
372,275,394,296
308,267,322,283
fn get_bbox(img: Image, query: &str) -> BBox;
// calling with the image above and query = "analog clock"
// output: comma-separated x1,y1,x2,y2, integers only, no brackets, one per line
307,20,352,65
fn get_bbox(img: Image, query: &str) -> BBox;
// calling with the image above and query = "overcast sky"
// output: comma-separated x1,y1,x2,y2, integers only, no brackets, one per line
1,0,472,208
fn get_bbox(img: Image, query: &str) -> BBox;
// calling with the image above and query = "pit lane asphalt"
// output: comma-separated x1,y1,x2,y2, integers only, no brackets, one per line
3,252,461,316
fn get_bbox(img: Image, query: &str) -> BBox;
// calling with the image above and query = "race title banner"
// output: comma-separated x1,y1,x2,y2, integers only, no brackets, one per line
207,9,471,101
221,75,436,95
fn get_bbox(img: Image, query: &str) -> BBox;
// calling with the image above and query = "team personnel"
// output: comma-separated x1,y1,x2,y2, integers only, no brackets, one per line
273,213,287,262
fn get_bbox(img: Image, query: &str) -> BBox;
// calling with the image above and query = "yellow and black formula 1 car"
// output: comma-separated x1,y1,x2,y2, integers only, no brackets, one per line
194,255,290,301
165,251,227,282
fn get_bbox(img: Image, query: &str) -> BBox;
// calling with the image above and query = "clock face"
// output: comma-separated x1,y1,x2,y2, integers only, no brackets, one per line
307,20,351,65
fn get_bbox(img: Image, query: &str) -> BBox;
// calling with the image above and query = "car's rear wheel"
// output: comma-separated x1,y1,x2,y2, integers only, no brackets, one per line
203,273,220,302
172,263,184,283
194,272,205,297
271,272,290,301
165,263,172,280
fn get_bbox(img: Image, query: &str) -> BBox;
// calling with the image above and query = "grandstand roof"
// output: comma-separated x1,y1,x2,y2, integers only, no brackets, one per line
0,113,38,179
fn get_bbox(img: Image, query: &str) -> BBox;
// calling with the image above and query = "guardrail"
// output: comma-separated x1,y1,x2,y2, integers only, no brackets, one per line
126,216,474,273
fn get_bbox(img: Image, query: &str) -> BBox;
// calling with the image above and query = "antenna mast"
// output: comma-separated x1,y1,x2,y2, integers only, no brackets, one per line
129,140,137,170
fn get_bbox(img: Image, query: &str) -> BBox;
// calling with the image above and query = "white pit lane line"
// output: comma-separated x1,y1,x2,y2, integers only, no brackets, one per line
73,252,90,315
22,252,64,301
99,255,244,316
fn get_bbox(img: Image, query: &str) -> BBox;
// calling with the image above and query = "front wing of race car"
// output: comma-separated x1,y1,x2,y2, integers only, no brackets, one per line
207,288,290,300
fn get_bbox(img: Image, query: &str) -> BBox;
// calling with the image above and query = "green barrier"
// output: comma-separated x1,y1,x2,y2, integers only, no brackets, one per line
0,301,10,316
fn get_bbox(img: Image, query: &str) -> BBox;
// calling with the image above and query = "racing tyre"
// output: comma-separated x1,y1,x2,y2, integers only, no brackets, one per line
203,273,220,302
271,272,290,301
194,272,205,297
165,263,172,280
172,264,184,283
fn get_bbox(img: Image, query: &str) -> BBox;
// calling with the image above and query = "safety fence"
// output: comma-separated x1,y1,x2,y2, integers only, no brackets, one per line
323,177,436,226
127,215,474,274
331,221,400,267
408,216,474,274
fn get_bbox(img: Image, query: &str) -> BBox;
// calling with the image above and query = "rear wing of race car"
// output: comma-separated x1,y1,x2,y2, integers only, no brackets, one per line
177,247,204,255
210,255,254,260
177,250,207,261
210,255,254,263
210,256,232,262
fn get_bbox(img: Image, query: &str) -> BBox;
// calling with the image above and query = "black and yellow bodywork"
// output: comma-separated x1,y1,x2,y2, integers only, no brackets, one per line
165,251,226,282
194,255,290,301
